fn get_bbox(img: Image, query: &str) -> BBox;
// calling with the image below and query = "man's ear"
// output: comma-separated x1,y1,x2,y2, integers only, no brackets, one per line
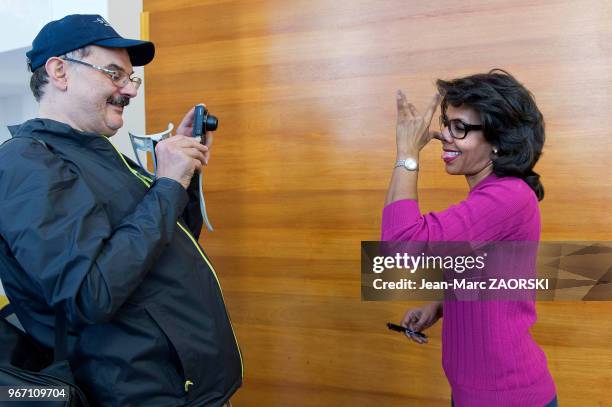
45,57,68,91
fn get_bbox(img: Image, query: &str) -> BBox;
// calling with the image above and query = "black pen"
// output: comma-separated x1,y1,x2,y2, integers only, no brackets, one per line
387,322,428,339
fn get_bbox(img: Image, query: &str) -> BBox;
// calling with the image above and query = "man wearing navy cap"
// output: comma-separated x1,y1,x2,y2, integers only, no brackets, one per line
0,14,242,406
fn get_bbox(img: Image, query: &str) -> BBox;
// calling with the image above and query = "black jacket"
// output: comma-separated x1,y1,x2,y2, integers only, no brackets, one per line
0,119,242,406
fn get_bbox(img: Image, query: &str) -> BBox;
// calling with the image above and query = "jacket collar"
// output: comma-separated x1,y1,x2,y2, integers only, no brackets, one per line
9,118,108,146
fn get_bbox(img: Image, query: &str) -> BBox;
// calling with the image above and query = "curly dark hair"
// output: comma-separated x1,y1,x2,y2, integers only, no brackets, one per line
436,69,545,201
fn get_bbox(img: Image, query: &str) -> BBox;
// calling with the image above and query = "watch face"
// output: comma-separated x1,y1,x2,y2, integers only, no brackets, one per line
404,159,418,170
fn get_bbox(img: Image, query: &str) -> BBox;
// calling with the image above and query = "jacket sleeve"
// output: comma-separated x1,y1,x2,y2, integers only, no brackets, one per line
380,180,535,242
0,139,189,327
124,153,203,239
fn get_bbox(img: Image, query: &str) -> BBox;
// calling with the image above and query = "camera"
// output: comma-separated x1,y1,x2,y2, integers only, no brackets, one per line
192,105,218,138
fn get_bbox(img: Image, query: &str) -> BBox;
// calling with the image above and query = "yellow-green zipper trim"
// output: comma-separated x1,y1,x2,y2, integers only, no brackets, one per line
105,139,244,378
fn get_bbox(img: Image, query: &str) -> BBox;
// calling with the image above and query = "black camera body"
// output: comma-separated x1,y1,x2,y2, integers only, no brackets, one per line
192,105,218,138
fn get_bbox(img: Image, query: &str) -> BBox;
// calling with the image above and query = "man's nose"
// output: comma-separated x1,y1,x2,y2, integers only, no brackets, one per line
119,81,138,98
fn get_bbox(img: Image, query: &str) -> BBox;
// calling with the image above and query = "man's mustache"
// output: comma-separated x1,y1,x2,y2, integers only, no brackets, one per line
107,96,130,107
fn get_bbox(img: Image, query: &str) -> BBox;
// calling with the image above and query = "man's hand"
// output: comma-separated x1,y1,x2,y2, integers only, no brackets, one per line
175,103,213,165
155,136,208,189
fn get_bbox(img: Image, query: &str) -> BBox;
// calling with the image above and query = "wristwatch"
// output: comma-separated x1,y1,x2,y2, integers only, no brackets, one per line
395,158,419,171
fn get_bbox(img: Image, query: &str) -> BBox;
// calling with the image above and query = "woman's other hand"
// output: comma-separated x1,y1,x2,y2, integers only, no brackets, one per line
395,90,441,159
400,301,443,344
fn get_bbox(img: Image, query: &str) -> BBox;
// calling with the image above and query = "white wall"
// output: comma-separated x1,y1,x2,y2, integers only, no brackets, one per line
107,0,145,159
0,1,53,54
0,0,145,160
0,0,109,54
0,91,39,141
50,0,108,21
0,46,36,142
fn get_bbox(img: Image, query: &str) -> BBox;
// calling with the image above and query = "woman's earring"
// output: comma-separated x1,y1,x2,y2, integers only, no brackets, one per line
492,147,498,155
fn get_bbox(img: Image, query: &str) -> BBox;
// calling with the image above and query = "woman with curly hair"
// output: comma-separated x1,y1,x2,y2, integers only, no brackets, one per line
382,70,557,406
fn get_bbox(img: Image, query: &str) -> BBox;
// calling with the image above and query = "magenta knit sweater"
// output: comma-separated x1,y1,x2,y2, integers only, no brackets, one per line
381,173,556,407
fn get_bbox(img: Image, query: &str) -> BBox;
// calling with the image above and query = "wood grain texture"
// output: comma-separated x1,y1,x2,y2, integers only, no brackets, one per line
143,0,612,404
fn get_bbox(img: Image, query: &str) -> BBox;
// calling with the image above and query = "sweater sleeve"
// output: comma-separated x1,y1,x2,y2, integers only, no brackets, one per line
381,179,536,242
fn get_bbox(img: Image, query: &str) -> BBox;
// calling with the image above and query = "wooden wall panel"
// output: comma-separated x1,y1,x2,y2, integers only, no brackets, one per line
144,0,612,405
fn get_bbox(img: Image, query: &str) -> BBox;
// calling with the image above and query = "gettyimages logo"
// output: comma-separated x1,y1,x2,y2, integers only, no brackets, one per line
361,241,612,301
372,252,487,274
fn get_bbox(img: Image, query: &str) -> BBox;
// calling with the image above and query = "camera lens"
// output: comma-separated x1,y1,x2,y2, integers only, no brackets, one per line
204,115,218,132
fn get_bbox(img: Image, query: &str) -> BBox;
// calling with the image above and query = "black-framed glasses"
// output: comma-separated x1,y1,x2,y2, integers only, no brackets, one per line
61,57,142,89
439,115,483,139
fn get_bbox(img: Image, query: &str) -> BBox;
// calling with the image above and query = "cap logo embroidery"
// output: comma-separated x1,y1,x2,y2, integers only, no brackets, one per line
94,17,110,26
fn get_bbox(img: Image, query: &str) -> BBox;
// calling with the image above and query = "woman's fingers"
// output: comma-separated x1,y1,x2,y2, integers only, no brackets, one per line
406,313,422,331
397,90,412,119
431,131,444,141
401,311,417,328
406,331,428,344
395,90,442,154
400,308,430,344
412,320,424,332
416,335,429,344
400,314,412,328
412,313,431,331
397,90,439,124
424,93,442,127
407,102,419,118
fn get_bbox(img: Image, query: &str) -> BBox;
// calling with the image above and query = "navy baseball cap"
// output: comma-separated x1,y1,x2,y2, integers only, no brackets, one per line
26,14,155,71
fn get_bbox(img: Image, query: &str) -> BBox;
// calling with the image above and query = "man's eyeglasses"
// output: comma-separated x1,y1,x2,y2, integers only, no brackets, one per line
439,115,483,139
61,57,142,90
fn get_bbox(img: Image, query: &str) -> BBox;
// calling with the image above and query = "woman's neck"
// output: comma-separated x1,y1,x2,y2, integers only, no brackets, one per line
466,162,494,190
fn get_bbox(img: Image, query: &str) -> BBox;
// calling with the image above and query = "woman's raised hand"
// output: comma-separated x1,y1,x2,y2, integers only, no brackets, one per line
395,90,441,158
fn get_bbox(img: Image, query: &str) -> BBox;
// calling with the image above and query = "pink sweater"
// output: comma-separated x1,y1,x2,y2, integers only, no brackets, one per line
381,173,556,407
